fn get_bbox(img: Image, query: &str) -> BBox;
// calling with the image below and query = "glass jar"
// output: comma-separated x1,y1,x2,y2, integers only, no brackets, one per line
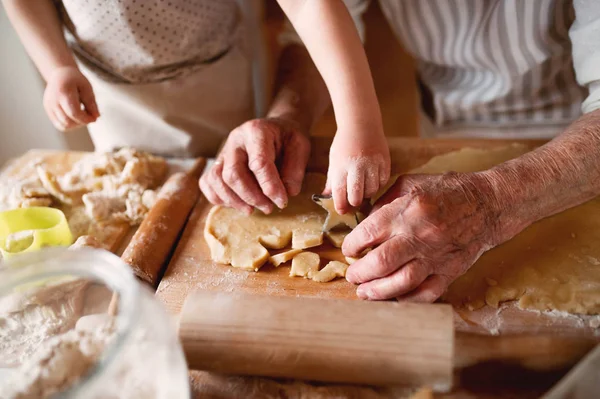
0,248,190,399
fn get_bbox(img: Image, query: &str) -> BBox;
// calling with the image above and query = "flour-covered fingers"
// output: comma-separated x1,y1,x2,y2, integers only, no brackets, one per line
363,163,380,199
331,170,350,214
379,159,390,187
222,148,273,214
345,236,415,284
396,274,451,303
346,166,365,207
354,260,431,300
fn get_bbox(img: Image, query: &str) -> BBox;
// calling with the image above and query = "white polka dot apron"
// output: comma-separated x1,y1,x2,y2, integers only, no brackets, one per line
57,0,254,157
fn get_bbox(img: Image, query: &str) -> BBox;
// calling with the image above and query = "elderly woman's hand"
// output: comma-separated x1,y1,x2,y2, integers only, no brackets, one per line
342,172,510,302
200,117,310,215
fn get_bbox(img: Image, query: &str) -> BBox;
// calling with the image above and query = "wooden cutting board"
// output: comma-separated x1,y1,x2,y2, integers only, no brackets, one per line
154,137,600,336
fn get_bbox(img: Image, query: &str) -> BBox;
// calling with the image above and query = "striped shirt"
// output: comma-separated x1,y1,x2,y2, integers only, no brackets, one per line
282,0,600,132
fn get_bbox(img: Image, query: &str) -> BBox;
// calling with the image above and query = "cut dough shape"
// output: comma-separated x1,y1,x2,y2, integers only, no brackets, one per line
269,249,302,267
325,230,350,248
405,144,600,315
312,261,349,283
291,231,323,249
290,252,320,279
204,174,327,271
312,195,364,231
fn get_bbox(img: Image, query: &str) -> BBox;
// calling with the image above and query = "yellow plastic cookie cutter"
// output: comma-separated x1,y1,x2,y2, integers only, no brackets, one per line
0,207,73,259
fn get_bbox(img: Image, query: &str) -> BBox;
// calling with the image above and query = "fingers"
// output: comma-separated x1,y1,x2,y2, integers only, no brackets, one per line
355,259,431,300
208,161,254,214
396,274,451,303
199,173,223,206
331,170,349,214
58,92,93,125
78,80,100,119
53,107,77,131
345,236,415,284
363,165,380,199
342,204,396,256
244,132,288,209
280,132,310,197
222,148,274,214
379,160,390,187
346,167,365,208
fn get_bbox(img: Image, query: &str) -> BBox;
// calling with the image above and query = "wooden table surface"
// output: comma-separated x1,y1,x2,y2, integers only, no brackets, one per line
151,137,600,398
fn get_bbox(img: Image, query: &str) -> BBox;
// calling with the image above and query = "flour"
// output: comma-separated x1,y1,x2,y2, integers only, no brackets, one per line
0,318,116,399
0,279,89,368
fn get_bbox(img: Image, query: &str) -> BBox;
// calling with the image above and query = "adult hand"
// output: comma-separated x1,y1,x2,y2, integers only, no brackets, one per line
200,117,311,215
43,66,99,131
342,172,506,303
323,126,390,214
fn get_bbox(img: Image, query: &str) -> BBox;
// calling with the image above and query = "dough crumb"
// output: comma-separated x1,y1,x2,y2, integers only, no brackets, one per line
312,261,348,283
290,252,320,279
269,249,302,267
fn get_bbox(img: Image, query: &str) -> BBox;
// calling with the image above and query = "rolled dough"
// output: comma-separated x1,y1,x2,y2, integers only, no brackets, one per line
204,174,327,271
407,145,600,315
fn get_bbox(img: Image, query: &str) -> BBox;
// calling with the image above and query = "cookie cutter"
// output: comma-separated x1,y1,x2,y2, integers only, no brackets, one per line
0,207,73,259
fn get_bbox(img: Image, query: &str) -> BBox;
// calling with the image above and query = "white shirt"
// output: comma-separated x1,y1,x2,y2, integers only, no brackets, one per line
283,0,600,131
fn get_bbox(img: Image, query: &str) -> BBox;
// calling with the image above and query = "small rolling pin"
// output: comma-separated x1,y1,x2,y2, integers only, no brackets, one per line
121,158,206,287
178,291,598,390
108,158,206,315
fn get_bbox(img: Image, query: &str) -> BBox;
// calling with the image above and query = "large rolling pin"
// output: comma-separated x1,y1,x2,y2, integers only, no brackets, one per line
122,158,206,287
179,291,599,391
178,290,455,391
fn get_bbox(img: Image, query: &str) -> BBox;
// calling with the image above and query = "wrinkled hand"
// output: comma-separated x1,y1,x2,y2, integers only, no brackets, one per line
200,117,311,215
324,128,390,214
342,172,502,303
43,66,99,131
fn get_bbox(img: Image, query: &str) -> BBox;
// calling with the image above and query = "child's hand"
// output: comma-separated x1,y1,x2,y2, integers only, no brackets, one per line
43,66,100,131
324,126,390,214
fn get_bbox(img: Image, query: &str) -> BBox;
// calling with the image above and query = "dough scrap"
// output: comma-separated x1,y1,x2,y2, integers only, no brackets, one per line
290,252,320,279
269,249,302,267
36,148,166,226
312,260,349,283
406,144,600,315
204,174,327,271
325,229,350,248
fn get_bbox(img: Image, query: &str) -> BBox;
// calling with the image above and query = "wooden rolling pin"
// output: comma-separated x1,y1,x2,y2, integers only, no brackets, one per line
122,158,206,287
179,290,455,391
179,291,599,390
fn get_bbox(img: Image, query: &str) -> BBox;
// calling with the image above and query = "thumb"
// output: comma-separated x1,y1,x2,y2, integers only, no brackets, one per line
78,79,100,119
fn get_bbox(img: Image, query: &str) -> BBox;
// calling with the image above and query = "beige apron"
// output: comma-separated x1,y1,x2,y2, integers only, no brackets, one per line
58,0,254,157
80,46,254,158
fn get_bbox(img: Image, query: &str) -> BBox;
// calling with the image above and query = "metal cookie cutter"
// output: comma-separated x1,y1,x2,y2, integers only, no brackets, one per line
0,207,73,259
